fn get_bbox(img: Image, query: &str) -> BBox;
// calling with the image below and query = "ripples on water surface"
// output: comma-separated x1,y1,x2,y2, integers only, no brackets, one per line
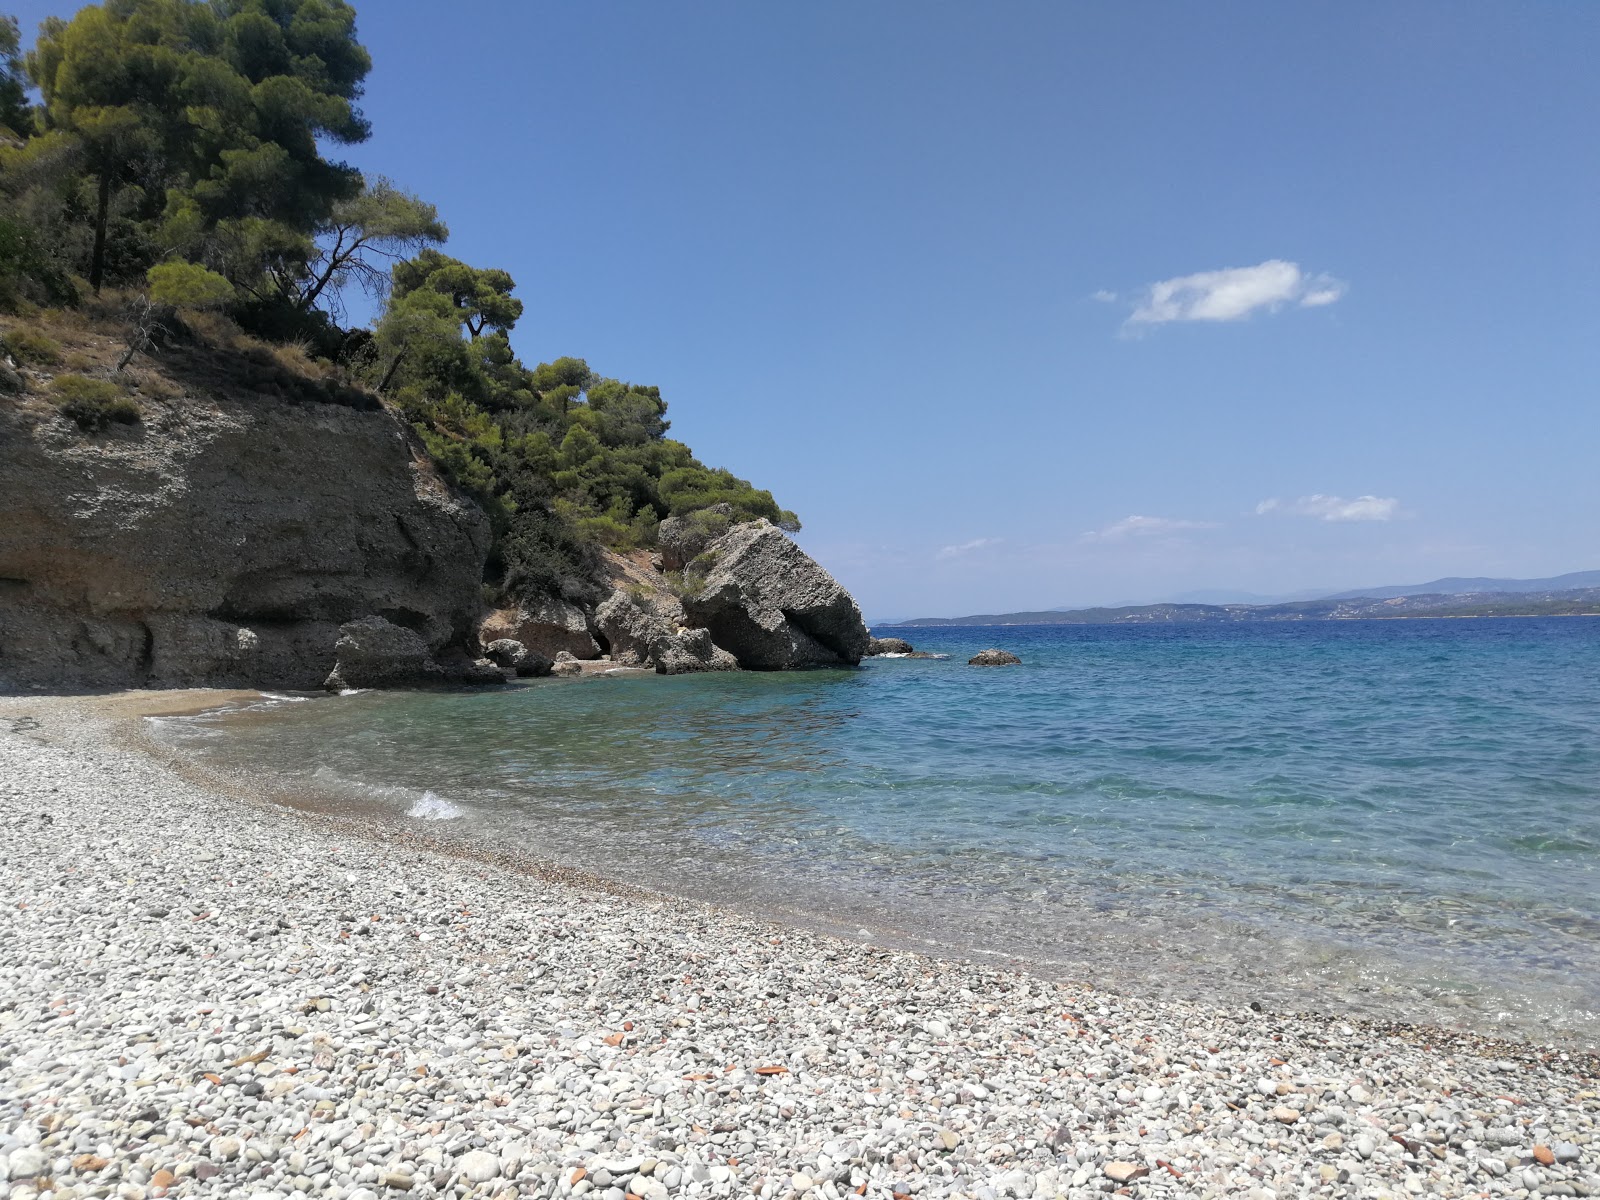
152,618,1600,1044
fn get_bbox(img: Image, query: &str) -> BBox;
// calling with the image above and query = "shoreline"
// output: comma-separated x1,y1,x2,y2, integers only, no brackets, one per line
2,691,1596,1200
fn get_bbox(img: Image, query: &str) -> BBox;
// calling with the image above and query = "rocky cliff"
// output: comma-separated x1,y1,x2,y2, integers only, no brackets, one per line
0,391,490,690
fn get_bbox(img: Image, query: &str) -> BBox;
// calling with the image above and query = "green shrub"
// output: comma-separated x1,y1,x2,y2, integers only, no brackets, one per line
52,374,140,431
2,326,62,365
147,261,235,310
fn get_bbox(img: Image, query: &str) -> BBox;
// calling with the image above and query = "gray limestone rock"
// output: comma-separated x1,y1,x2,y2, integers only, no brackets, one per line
594,590,737,674
867,636,915,656
681,520,869,669
657,502,736,573
323,616,439,690
968,648,1021,666
0,393,488,690
478,596,600,660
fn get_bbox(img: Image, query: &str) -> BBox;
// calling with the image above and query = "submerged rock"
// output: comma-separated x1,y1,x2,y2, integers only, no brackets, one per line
682,520,870,669
968,648,1021,666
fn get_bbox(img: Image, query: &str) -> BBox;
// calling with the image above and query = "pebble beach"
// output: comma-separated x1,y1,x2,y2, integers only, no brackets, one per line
1,693,1595,1200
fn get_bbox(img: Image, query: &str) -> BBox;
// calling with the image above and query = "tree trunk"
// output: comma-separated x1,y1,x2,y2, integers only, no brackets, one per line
89,170,111,295
377,347,407,394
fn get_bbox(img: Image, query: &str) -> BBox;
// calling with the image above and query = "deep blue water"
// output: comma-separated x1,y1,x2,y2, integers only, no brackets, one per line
152,618,1600,1044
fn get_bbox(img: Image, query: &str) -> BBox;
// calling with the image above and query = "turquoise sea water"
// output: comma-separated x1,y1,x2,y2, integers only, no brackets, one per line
151,617,1600,1044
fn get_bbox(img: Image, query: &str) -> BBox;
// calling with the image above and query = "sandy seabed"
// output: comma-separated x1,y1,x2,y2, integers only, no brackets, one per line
0,691,1595,1200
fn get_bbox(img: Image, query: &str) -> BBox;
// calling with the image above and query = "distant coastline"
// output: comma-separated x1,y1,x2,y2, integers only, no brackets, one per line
887,589,1600,627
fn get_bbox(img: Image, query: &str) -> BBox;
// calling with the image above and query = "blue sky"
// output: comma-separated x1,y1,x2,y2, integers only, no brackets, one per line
13,2,1598,617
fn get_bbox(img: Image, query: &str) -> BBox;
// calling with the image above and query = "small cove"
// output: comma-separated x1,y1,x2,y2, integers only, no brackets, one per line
148,617,1600,1046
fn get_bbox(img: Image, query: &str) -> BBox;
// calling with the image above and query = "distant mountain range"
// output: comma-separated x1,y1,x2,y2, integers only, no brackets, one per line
886,572,1600,627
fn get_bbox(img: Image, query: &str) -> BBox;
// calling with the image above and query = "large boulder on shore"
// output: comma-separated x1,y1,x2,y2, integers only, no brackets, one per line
594,590,738,675
681,520,870,669
324,616,506,689
478,597,600,660
481,638,553,678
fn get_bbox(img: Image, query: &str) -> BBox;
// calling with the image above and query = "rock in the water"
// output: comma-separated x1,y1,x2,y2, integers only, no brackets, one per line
681,520,869,669
866,636,915,656
595,590,739,675
550,650,583,676
657,502,736,572
479,596,601,660
594,591,672,668
653,626,738,675
968,648,1021,666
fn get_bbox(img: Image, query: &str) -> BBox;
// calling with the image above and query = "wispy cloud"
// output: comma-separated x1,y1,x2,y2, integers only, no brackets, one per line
1255,494,1401,522
1123,259,1346,328
936,537,1001,560
1082,515,1219,542
1090,289,1119,303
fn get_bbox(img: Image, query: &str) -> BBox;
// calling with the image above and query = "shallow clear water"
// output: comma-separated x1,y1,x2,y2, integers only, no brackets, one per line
151,618,1600,1044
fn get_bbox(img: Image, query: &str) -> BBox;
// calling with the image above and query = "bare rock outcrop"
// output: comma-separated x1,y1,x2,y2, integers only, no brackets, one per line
867,636,915,656
657,502,735,572
478,597,600,661
969,648,1021,666
0,392,489,690
681,520,869,669
482,638,553,678
594,590,737,675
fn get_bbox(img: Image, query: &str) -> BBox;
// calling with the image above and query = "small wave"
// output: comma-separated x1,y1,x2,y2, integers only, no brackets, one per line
407,790,465,821
258,692,310,703
337,688,369,697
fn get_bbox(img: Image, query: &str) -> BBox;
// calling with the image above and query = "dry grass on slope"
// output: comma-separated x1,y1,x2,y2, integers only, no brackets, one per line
0,293,379,434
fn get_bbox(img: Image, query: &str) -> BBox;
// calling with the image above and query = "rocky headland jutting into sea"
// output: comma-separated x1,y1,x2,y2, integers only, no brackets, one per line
0,365,872,691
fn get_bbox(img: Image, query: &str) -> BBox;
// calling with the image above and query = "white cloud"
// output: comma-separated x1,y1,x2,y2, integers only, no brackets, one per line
1255,494,1400,522
1082,515,1220,542
1090,289,1119,303
936,537,1001,560
1123,259,1346,327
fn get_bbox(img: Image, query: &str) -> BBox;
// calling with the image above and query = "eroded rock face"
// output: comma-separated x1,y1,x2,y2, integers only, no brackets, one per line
478,597,600,661
0,395,489,690
681,520,869,669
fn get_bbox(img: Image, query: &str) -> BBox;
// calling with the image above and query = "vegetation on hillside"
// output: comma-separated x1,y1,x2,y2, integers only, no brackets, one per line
0,0,795,604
